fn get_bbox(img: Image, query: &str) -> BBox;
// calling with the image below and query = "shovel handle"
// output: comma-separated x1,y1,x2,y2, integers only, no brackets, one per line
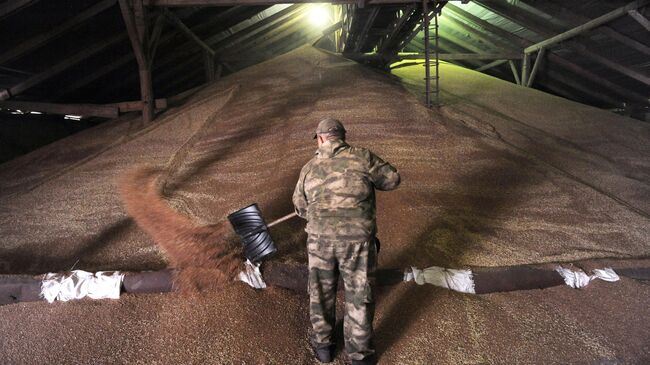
267,212,298,228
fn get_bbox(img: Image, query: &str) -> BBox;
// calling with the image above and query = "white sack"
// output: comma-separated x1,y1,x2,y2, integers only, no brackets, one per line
555,266,619,289
40,270,124,303
405,266,475,294
238,260,267,289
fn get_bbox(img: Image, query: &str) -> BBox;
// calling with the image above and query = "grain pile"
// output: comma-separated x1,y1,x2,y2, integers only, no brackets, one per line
118,167,241,292
0,46,648,364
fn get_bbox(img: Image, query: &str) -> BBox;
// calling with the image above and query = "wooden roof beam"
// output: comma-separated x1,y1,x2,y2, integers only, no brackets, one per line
461,1,648,104
0,33,126,101
0,0,37,19
119,0,155,122
153,6,310,87
162,8,216,56
528,1,650,57
443,13,518,52
106,6,281,95
0,0,117,65
378,5,416,53
475,59,509,72
52,7,246,100
350,7,380,53
628,9,650,32
524,0,650,54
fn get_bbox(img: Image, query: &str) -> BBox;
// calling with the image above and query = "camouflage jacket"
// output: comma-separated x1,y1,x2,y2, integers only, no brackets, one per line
292,139,400,241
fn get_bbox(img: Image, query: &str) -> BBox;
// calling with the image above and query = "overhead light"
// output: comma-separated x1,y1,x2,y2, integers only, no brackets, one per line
308,5,331,27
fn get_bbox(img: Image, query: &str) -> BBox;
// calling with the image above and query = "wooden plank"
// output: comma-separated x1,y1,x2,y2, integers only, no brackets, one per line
507,60,520,84
474,59,508,72
163,8,215,56
54,7,225,99
0,100,118,118
148,12,166,63
106,6,267,95
114,98,167,112
524,0,650,54
0,0,117,65
446,2,648,104
203,51,215,81
472,0,557,38
0,33,126,100
444,3,529,49
205,5,305,51
521,52,530,86
0,0,37,18
378,5,416,53
439,26,491,55
443,12,517,52
218,12,314,61
352,7,380,53
526,47,545,87
628,9,650,32
321,20,343,36
527,1,650,57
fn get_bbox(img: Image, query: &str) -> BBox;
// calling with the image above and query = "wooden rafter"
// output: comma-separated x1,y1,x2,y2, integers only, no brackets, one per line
351,7,380,53
524,0,650,54
628,9,650,31
462,1,649,105
53,7,243,100
119,0,155,123
0,0,117,65
0,33,126,101
475,59,508,72
531,1,650,57
163,8,216,56
105,6,274,96
0,0,37,18
136,6,308,92
378,5,416,53
443,13,517,52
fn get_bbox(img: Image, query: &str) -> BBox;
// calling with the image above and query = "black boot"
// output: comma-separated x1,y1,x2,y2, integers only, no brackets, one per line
351,354,377,365
311,343,334,363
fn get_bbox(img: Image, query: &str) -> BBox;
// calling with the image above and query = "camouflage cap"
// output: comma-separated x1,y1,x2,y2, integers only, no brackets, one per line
313,118,346,139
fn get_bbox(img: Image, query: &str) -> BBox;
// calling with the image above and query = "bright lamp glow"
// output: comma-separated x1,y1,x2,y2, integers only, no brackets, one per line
308,6,331,27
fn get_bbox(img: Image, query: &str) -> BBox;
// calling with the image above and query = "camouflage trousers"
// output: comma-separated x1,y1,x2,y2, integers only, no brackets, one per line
307,235,377,361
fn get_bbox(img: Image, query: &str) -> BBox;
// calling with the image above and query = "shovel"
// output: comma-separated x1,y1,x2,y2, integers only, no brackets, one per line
227,203,297,262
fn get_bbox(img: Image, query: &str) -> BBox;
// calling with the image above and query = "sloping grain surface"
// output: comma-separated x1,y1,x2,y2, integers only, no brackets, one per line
0,47,649,364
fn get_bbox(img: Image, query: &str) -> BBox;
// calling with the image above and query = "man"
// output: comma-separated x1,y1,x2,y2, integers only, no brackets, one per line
292,118,400,365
